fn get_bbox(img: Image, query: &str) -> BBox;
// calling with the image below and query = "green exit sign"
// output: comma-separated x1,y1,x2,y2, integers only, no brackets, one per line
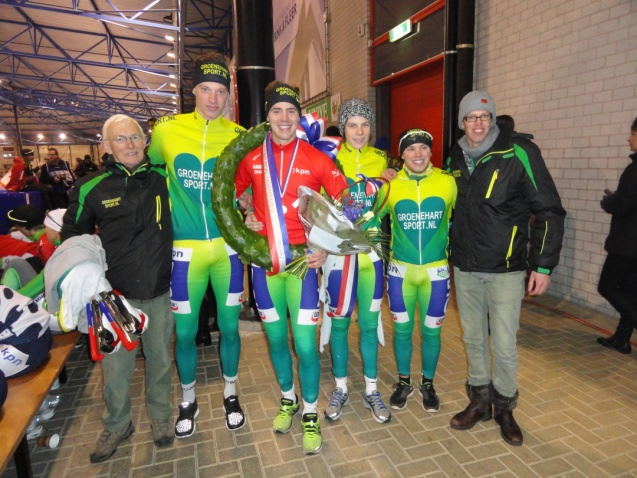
389,19,412,42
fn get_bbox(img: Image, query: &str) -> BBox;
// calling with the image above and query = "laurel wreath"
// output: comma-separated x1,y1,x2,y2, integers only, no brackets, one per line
211,122,306,270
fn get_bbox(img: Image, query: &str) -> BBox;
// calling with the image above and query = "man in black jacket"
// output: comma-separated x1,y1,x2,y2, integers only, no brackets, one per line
62,114,174,463
596,116,637,354
40,147,74,208
446,91,565,446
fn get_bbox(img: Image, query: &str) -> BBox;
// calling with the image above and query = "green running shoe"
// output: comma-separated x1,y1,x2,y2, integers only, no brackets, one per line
272,396,299,433
301,413,323,455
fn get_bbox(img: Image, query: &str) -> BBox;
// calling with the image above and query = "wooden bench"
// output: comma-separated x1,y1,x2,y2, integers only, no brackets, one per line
0,331,80,478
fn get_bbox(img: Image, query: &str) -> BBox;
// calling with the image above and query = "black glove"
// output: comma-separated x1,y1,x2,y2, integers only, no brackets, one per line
600,189,614,212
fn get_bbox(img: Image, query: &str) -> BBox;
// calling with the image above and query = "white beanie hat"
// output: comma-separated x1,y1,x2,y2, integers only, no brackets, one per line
44,209,66,232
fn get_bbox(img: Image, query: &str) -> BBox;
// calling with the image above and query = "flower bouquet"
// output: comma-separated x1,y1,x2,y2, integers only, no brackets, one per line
286,175,390,278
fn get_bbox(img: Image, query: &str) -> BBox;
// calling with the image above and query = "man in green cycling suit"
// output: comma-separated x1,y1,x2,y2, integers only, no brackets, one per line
379,129,456,413
322,98,397,424
148,52,246,437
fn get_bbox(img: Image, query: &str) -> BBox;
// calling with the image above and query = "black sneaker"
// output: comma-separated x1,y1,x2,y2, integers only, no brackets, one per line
419,382,440,412
175,400,199,438
224,395,246,430
390,380,413,410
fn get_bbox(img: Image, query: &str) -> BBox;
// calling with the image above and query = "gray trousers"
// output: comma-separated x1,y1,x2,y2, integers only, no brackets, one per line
101,292,174,432
453,268,525,397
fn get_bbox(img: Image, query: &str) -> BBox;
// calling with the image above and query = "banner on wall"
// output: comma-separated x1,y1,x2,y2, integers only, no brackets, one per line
303,93,341,124
273,0,327,101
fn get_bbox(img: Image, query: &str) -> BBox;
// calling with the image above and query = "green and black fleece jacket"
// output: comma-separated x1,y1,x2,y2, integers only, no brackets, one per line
61,155,173,300
445,129,566,275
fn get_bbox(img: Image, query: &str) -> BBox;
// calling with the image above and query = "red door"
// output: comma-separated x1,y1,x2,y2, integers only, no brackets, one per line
389,58,444,167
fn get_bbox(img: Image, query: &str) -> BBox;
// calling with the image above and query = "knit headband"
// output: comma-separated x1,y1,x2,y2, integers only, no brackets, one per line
399,129,433,156
265,83,302,116
193,57,230,89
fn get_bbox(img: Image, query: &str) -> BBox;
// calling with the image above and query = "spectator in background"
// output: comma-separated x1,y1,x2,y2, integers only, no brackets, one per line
496,114,534,140
3,149,36,192
147,117,157,135
40,147,73,208
373,135,390,153
2,208,65,297
145,117,158,153
62,114,174,463
74,154,99,178
374,135,402,170
325,125,341,138
17,149,56,210
596,116,637,354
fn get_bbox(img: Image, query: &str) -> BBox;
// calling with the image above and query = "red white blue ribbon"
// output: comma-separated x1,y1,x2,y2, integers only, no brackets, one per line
261,133,294,274
356,173,384,196
296,112,341,160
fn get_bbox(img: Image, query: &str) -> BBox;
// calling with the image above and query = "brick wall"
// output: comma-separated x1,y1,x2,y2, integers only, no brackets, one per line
475,0,637,314
326,0,376,123
326,0,636,315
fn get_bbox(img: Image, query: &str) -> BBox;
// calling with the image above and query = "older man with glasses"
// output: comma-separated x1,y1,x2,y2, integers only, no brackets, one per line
445,91,566,447
62,114,174,463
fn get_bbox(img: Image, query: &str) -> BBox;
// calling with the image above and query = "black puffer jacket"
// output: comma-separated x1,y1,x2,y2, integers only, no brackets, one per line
446,129,566,274
61,155,172,299
601,153,637,257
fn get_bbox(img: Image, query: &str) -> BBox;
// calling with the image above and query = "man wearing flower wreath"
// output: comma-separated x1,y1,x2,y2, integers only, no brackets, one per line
235,81,347,455
377,129,456,413
148,52,247,437
322,98,398,424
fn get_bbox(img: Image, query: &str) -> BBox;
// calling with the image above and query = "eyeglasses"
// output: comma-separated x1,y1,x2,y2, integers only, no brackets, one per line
109,134,144,144
463,113,492,123
47,152,57,156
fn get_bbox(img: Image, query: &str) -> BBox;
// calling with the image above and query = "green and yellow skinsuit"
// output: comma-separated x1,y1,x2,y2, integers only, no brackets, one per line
380,164,456,380
148,111,246,385
326,142,388,380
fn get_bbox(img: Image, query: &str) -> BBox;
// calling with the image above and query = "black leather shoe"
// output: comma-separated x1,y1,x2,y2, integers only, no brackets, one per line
597,336,631,354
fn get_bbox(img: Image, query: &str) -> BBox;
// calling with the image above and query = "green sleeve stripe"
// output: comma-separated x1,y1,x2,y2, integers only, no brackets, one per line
537,267,551,274
75,172,111,222
513,144,538,191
